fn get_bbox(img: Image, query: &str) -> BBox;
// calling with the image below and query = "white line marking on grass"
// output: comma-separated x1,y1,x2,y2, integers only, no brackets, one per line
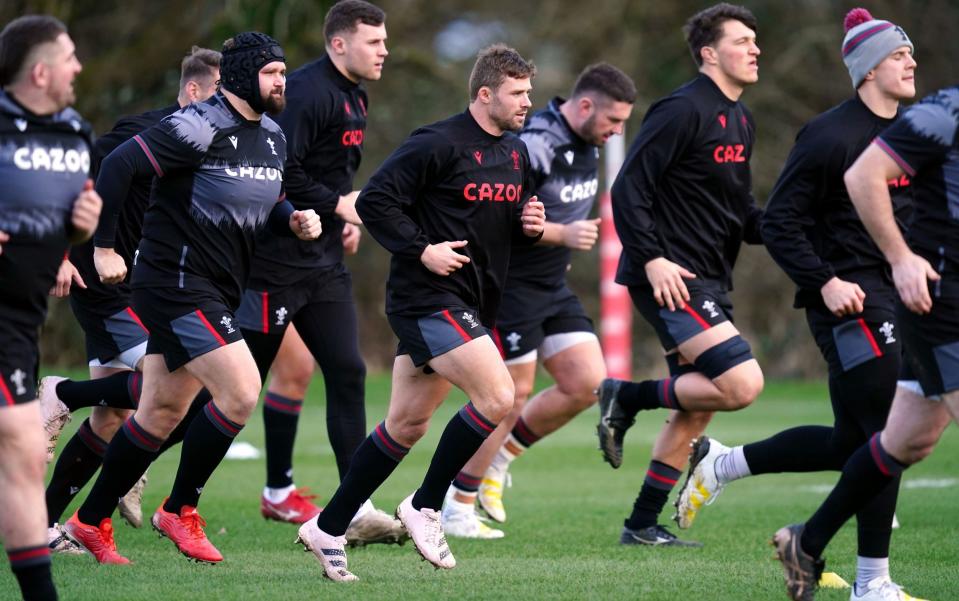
800,478,957,494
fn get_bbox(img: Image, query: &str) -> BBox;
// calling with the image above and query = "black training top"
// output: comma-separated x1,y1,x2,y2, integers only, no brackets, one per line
876,86,959,289
507,97,600,289
0,90,94,326
611,74,761,290
762,95,911,310
250,55,367,287
71,104,178,307
357,109,541,326
94,93,291,307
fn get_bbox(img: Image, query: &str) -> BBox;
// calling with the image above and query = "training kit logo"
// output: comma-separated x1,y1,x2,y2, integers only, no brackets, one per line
275,306,288,326
266,137,277,156
702,300,719,318
564,150,575,165
880,322,896,344
718,114,727,129
473,150,483,165
506,331,522,352
220,315,236,334
344,100,351,116
461,312,479,329
511,149,520,170
9,369,27,395
228,135,238,149
13,118,27,132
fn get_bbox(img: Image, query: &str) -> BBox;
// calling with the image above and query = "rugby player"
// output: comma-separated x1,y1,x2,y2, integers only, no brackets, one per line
599,3,763,547
295,44,545,581
675,10,924,600
443,63,636,537
64,32,321,564
0,14,101,599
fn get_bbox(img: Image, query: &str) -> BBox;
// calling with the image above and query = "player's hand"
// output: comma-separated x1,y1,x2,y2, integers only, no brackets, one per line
0,230,8,256
562,218,601,250
291,209,322,241
891,251,940,314
644,257,696,311
335,190,362,225
69,179,103,244
342,222,362,255
50,258,86,297
94,246,127,284
522,196,545,237
820,277,866,317
421,240,471,276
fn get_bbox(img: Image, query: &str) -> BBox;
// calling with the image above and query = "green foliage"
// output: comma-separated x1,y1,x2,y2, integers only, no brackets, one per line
4,0,958,375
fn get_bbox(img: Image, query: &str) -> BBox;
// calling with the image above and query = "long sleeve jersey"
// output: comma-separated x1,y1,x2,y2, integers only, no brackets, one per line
70,104,178,306
357,110,540,326
250,55,367,286
507,97,600,289
0,90,93,328
94,93,291,308
611,74,762,290
761,96,911,309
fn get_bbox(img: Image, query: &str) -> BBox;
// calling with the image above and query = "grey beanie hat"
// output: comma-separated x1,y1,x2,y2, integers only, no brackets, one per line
842,8,913,89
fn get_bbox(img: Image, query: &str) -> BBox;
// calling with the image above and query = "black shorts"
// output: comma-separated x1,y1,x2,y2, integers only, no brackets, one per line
805,304,901,379
237,263,353,337
493,283,594,361
629,281,733,351
70,294,150,365
0,312,38,406
132,287,244,372
899,293,959,397
389,306,490,368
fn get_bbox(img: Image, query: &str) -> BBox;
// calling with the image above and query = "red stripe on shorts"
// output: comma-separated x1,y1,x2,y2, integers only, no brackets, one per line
194,310,227,346
441,309,471,342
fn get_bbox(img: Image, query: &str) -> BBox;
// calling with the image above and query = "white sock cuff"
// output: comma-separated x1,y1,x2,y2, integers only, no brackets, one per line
263,483,296,503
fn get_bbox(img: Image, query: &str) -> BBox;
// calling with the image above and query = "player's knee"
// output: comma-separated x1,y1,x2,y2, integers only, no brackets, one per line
90,407,130,438
558,375,603,411
897,433,937,465
390,416,431,447
487,382,517,422
272,367,313,397
512,377,534,404
716,370,763,410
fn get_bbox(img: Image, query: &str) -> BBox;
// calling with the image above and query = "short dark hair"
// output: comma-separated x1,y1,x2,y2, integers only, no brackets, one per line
468,44,536,101
180,46,221,88
570,63,637,104
0,15,67,86
683,3,758,67
324,0,386,45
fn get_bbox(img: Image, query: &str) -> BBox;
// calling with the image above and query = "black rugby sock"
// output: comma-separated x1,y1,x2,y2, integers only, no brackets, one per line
78,417,161,525
263,392,301,488
742,425,842,474
8,546,57,601
165,401,242,513
801,434,906,558
617,379,682,413
45,419,107,526
412,402,497,511
316,422,409,536
625,460,681,530
56,371,141,412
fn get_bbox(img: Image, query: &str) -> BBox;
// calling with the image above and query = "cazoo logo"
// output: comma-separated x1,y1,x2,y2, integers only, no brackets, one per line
13,146,90,173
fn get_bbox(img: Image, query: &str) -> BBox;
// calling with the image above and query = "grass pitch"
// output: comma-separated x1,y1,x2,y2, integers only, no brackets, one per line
2,376,957,600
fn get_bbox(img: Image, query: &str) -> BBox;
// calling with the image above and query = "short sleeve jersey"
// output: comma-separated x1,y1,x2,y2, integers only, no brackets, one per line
102,93,287,307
